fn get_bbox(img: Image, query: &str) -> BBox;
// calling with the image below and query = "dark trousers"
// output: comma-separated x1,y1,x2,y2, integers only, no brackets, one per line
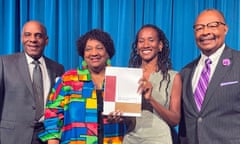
31,122,47,144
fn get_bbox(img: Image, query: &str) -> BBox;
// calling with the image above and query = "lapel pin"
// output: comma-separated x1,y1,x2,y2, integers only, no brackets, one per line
222,58,231,66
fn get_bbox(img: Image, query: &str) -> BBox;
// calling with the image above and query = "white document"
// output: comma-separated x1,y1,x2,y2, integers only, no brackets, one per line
103,67,142,117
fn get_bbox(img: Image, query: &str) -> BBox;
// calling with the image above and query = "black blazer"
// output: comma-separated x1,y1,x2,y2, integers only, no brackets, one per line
179,46,240,144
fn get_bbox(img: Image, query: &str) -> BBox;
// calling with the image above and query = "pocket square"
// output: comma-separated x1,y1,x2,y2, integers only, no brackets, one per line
220,81,239,86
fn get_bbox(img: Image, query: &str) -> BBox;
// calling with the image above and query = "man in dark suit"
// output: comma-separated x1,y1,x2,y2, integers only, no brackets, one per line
179,9,240,144
0,21,65,144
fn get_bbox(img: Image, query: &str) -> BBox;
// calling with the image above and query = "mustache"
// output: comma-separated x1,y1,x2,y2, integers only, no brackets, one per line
199,34,217,42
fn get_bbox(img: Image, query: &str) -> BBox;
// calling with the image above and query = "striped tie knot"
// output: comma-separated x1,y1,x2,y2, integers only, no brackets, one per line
205,58,211,68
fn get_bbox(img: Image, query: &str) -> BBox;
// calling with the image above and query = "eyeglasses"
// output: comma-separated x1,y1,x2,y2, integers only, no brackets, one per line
193,21,226,32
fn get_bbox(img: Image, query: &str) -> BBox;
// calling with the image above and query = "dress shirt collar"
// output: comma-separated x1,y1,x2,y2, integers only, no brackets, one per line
199,43,225,66
25,53,44,65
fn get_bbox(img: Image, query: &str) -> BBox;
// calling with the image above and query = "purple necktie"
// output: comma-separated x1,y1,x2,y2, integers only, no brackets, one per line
194,58,211,111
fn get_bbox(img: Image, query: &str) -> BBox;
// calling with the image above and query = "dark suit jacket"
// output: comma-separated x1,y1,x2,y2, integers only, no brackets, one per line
179,46,240,144
0,52,64,144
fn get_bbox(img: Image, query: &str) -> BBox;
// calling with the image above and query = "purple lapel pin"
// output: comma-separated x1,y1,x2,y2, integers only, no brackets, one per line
222,58,231,66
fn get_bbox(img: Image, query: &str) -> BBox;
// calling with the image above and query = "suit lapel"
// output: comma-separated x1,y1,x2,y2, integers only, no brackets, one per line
182,57,201,114
189,58,202,113
201,47,232,112
44,57,56,94
16,53,34,96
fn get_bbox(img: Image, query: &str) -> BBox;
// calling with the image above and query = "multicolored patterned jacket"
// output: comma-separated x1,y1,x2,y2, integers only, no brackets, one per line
39,67,126,144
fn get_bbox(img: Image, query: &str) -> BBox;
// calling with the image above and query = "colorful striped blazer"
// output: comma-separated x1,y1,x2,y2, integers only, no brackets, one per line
39,67,126,144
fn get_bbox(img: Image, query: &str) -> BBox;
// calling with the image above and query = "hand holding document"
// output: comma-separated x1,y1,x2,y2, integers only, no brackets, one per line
103,67,142,117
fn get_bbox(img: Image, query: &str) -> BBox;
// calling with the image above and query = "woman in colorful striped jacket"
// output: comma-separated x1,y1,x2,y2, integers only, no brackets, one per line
39,29,126,144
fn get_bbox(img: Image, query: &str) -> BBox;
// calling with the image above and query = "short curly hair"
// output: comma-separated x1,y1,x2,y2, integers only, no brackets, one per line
76,29,115,59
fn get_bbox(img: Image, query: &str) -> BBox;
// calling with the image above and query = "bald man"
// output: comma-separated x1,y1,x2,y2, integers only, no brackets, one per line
0,21,64,144
179,9,240,144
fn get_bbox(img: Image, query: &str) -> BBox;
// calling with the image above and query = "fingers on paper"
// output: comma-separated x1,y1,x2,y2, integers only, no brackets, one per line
107,110,123,123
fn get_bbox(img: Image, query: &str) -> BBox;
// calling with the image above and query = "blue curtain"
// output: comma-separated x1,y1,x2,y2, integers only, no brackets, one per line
0,0,239,71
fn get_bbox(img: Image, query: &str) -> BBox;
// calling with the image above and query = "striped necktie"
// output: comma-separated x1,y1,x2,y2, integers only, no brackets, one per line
194,58,211,111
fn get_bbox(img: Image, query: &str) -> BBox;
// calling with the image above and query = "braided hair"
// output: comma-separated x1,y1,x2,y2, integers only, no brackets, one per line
128,24,172,105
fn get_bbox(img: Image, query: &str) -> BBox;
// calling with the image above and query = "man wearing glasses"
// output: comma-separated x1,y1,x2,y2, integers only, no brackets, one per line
179,9,240,144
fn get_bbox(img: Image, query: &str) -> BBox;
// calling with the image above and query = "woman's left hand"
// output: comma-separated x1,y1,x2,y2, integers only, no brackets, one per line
107,110,123,123
138,78,153,100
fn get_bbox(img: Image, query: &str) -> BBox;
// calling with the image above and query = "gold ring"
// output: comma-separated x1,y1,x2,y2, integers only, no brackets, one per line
143,81,146,85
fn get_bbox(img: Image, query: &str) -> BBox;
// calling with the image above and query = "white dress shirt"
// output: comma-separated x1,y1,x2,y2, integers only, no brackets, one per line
192,44,225,93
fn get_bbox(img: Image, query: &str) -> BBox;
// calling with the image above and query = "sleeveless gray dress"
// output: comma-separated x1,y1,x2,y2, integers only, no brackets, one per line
123,70,177,144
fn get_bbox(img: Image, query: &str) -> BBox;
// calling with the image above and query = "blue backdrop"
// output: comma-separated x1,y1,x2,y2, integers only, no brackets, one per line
0,0,239,71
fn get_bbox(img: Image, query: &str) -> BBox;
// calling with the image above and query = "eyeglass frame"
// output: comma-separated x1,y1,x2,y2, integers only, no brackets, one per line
193,21,226,32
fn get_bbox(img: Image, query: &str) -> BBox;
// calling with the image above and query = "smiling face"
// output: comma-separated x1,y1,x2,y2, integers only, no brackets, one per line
21,21,48,59
194,10,228,56
84,39,109,73
137,27,163,63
